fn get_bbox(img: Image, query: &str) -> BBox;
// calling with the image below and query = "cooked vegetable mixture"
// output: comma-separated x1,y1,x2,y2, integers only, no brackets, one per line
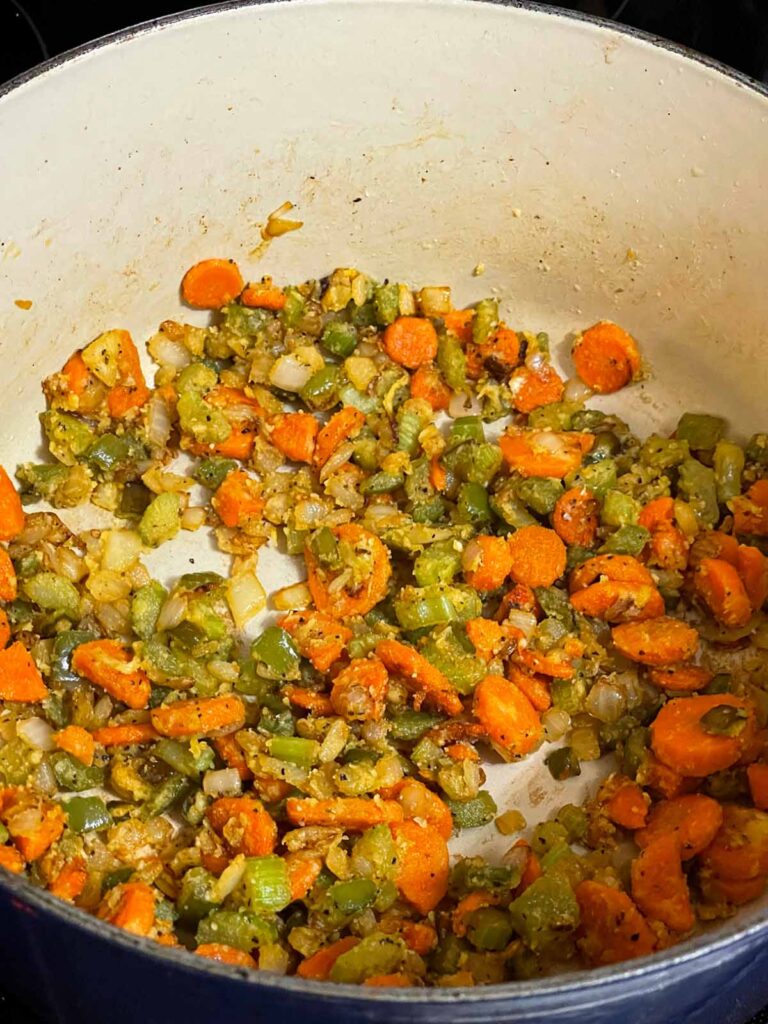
1,257,768,986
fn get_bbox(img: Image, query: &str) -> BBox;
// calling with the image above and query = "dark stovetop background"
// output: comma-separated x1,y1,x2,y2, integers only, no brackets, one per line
2,1,768,1021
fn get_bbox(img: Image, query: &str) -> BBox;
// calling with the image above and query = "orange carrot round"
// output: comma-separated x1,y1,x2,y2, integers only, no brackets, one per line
195,943,257,968
651,694,756,777
383,317,438,369
0,642,48,702
694,557,753,628
571,581,664,623
376,638,462,716
150,694,245,739
241,278,286,310
635,794,723,859
473,673,542,760
390,820,449,914
410,364,451,411
0,609,10,651
508,664,552,712
575,880,655,966
181,258,244,309
0,846,25,873
572,321,641,394
475,326,523,377
552,488,600,548
394,778,453,840
0,466,25,541
499,430,594,479
0,790,65,861
699,804,768,881
569,553,653,593
278,610,352,673
507,525,566,588
305,523,391,619
212,469,264,528
647,664,713,692
605,779,648,830
630,833,694,932
509,363,565,413
285,852,323,902
736,544,768,612
48,858,88,901
462,535,514,592
748,763,768,811
611,617,699,666
282,685,334,717
731,479,768,537
313,406,365,467
98,881,156,936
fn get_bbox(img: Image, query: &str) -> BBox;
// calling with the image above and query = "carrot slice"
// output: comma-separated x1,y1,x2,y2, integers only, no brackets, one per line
0,642,48,702
572,321,641,394
636,752,694,801
270,412,319,463
730,479,768,537
0,546,18,601
306,523,391,619
571,581,664,623
376,639,463,716
285,852,323,902
509,363,565,413
212,734,252,782
552,488,600,548
508,664,551,712
54,725,95,767
748,763,768,811
688,530,740,569
647,664,713,692
0,609,10,650
91,723,160,747
0,466,25,541
512,839,543,895
393,778,453,840
150,695,245,739
443,309,474,344
188,385,263,460
611,617,699,666
297,936,359,980
0,847,25,873
410,364,451,411
391,820,449,914
466,618,508,662
241,278,286,311
181,258,244,309
473,674,542,760
363,974,413,988
462,535,514,592
499,430,594,479
330,656,389,722
605,779,648,830
71,639,150,710
635,794,724,859
314,407,365,468
736,544,768,612
694,557,753,628
383,317,438,369
106,331,150,419
207,796,277,857
286,797,404,831
650,694,756,777
471,326,523,380
569,553,653,594
98,881,156,937
575,880,655,966
398,921,438,956
282,685,334,717
0,790,65,861
698,804,768,881
507,525,566,588
701,872,767,906
630,834,694,932
429,455,447,492
49,858,88,901
212,470,264,528
195,943,257,968
278,611,352,673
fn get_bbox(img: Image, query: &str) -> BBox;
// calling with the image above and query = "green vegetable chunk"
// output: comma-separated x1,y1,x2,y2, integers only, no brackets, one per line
676,412,725,451
508,875,580,953
243,856,293,914
65,796,111,833
139,492,181,547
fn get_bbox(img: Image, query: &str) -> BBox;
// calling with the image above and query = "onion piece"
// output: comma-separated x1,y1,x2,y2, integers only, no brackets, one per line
541,707,571,741
448,391,482,419
227,567,266,628
203,768,242,798
269,347,324,393
17,717,55,751
564,376,593,403
156,593,188,633
148,331,192,370
506,610,538,639
272,581,312,612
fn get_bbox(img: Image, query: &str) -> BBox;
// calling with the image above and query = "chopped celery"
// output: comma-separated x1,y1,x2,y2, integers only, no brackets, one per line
140,773,191,819
565,459,617,499
448,417,485,448
0,737,39,786
599,525,650,557
267,736,319,767
450,857,521,896
139,492,182,547
154,738,212,779
437,331,467,392
23,572,80,620
196,910,278,952
394,584,481,630
456,482,491,525
131,581,167,640
251,626,301,680
280,286,306,328
360,470,404,495
397,399,430,455
639,435,690,469
527,401,581,432
243,855,292,914
195,457,238,491
472,298,498,346
746,433,768,466
676,412,725,450
177,867,221,923
223,303,271,336
177,363,218,395
448,791,497,828
388,709,444,741
582,431,620,464
41,410,96,466
467,907,514,951
677,458,719,526
516,477,563,516
534,587,575,630
321,321,358,358
374,283,400,326
490,481,537,529
452,443,503,487
550,677,586,715
352,825,398,881
601,490,640,527
85,433,146,474
714,441,745,503
65,796,111,833
421,625,486,694
413,538,464,587
508,875,580,953
330,878,377,914
177,391,231,444
545,746,581,781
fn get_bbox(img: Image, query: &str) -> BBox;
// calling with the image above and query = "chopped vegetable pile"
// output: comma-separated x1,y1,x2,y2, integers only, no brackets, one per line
1,257,768,986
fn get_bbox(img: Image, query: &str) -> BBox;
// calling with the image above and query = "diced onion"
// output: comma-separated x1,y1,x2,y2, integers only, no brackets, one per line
448,391,482,419
564,376,593,403
541,707,571,741
398,284,416,316
148,332,192,370
535,431,568,453
203,768,242,798
506,610,538,639
213,855,247,902
344,356,377,391
319,720,349,764
87,570,132,603
226,569,266,628
319,442,355,483
418,286,452,317
101,530,143,573
272,582,312,612
17,717,55,751
294,498,331,531
262,201,303,240
269,347,323,393
585,677,627,723
181,506,206,531
156,593,188,632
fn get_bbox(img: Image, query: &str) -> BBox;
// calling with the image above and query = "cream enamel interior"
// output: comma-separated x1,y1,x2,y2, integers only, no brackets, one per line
1,0,767,899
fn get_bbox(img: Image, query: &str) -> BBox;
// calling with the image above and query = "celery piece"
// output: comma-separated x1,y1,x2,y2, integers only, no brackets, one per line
321,321,358,358
467,907,514,952
177,867,221,924
280,286,306,328
300,365,339,411
267,736,319,767
374,283,400,326
450,857,521,896
23,572,80,620
453,443,503,487
676,412,725,451
41,410,96,466
472,298,499,346
601,490,640,527
243,855,292,914
413,538,463,587
177,391,231,444
677,458,719,526
565,458,618,499
131,581,168,640
388,710,443,742
196,910,278,952
139,492,181,547
448,791,497,829
639,435,690,469
394,584,481,630
508,875,580,953
177,363,218,395
195,457,238,491
517,477,563,516
545,746,581,781
713,441,745,503
456,482,491,525
330,878,377,915
437,331,467,392
51,751,105,792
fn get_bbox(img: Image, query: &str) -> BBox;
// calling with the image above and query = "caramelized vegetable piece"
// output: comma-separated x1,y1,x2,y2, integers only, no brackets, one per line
0,789,65,861
306,524,391,619
694,557,753,628
575,880,656,966
630,834,694,932
571,581,664,623
747,763,768,811
331,656,389,722
552,488,600,548
150,694,246,738
736,544,768,612
297,937,359,980
72,640,150,710
499,430,594,479
54,725,95,767
376,639,463,716
647,664,713,692
730,479,768,537
650,694,756,777
0,466,25,541
611,617,699,666
270,412,319,463
605,779,648,830
207,797,277,857
462,535,513,592
390,820,449,914
635,794,723,859
509,363,564,413
0,547,18,601
195,944,257,968
572,321,641,394
569,554,653,594
314,407,365,468
278,610,352,673
473,674,542,760
393,778,453,840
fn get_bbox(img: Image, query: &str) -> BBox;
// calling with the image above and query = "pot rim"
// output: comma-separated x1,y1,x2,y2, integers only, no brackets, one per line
1,0,767,1005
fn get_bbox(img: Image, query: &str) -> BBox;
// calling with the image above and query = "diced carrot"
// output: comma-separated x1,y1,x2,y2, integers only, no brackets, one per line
572,321,641,394
383,317,438,369
736,544,768,612
398,921,437,956
499,430,594,479
473,674,542,760
212,734,253,782
443,309,474,344
181,258,244,309
282,685,334,716
297,936,359,980
552,488,600,548
376,639,463,716
207,797,277,857
474,325,523,379
410,364,451,411
0,790,65,861
285,852,323,902
394,778,453,840
278,611,352,673
195,943,257,968
466,618,507,662
611,617,699,666
575,880,656,966
630,834,694,932
507,525,566,588
638,497,676,532
0,547,18,601
508,664,551,712
688,530,740,569
212,469,264,528
150,694,245,739
509,362,565,413
699,804,768,881
444,742,479,762
91,723,160,747
106,331,150,419
516,644,580,679
452,891,499,936
605,779,648,830
314,407,365,468
270,412,319,463
694,557,753,628
286,797,404,831
71,639,150,710
330,656,388,722
571,581,664,624
496,582,539,620
98,881,156,937
648,524,689,571
0,642,47,702
364,973,414,988
647,664,713,692
569,553,654,593
0,847,25,873
49,858,88,901
54,725,95,767
391,820,449,914
636,752,693,800
462,535,514,592
730,479,768,537
61,351,92,396
0,609,9,650
650,694,756,777
635,794,724,859
241,277,286,310
748,763,768,811
306,523,391,619
701,872,767,906
0,466,25,541
429,455,447,492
